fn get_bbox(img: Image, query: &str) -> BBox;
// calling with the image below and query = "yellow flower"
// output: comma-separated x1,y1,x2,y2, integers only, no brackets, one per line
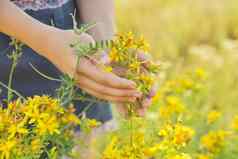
201,130,230,153
0,96,79,158
231,115,238,130
137,35,150,52
165,80,178,89
8,120,28,139
158,123,173,137
152,91,160,104
31,139,42,152
180,78,194,89
139,74,154,86
109,47,125,63
124,32,135,48
207,111,221,124
168,153,192,159
7,99,21,112
173,124,194,147
0,139,16,159
0,111,11,132
143,144,161,157
195,68,207,80
102,136,120,159
197,154,211,159
37,116,60,135
23,96,64,124
159,106,172,119
109,47,119,62
159,96,185,118
104,66,113,73
166,96,182,107
87,119,101,129
63,113,81,125
129,61,141,72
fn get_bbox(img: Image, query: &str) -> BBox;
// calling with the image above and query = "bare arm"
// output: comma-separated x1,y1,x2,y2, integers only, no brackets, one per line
76,0,116,41
0,1,139,103
0,0,58,60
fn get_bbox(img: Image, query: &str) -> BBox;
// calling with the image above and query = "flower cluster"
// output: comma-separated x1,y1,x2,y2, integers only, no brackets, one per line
100,69,206,159
108,32,159,96
200,130,230,153
100,68,237,159
0,96,81,159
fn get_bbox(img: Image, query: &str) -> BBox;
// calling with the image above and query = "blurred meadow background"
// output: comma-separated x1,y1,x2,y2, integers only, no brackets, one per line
115,0,238,120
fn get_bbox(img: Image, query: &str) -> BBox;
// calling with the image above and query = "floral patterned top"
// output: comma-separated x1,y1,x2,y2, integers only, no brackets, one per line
12,0,70,11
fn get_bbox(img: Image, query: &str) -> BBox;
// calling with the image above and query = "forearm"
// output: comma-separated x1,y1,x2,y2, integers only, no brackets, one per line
0,1,58,59
76,0,116,41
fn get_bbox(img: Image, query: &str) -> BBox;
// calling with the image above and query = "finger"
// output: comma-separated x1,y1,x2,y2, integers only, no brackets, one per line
76,74,142,97
137,51,151,69
112,66,127,77
79,85,137,103
87,51,106,65
137,50,151,62
78,58,136,89
100,51,111,65
142,98,152,109
148,83,158,98
136,98,152,117
137,51,160,73
126,49,151,69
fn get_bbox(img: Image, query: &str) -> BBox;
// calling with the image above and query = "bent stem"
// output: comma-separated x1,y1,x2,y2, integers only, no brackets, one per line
29,63,62,82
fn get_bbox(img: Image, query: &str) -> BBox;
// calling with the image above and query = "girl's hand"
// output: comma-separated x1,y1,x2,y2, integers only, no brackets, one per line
116,82,157,117
46,29,141,102
111,52,158,117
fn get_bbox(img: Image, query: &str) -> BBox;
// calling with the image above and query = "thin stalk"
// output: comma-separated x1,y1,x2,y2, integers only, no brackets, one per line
29,63,62,82
7,61,16,103
7,40,23,103
0,81,25,101
78,102,95,118
128,103,134,148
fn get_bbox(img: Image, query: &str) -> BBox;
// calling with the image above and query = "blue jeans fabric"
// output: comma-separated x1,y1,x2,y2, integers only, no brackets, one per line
0,0,112,123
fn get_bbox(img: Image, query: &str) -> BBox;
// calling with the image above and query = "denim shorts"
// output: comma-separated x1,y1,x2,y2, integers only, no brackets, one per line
0,0,112,123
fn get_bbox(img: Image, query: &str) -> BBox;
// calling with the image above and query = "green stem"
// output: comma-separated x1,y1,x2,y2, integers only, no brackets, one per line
0,81,25,101
7,62,16,103
127,103,133,147
29,63,62,82
78,102,95,118
6,39,23,103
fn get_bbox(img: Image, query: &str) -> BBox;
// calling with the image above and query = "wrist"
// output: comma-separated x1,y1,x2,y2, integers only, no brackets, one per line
42,27,65,60
87,22,115,41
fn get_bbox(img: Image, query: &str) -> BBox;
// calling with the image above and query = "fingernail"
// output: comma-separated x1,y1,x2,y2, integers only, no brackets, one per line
129,81,137,88
148,89,156,98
